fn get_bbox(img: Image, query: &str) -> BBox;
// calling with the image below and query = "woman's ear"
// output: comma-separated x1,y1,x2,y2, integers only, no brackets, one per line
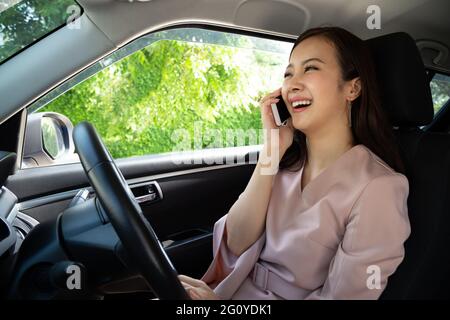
347,77,361,101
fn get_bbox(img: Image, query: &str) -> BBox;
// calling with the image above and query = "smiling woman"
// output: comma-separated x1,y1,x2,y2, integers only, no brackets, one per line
0,0,80,64
182,26,411,300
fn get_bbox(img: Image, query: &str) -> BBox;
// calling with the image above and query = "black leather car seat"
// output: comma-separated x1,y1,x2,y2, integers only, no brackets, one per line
366,32,450,299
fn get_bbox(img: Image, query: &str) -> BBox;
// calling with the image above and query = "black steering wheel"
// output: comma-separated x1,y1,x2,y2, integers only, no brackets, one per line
73,122,189,300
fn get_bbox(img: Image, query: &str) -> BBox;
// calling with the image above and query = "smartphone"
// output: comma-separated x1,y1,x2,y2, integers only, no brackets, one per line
271,95,290,127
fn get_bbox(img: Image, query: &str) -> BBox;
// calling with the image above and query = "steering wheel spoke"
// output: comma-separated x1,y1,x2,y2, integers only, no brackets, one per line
73,122,190,300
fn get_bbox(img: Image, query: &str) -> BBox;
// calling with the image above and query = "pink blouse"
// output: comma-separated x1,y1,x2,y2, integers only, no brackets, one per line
201,144,411,299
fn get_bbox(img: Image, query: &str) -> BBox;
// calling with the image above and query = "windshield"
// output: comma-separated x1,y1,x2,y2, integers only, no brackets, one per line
0,0,80,64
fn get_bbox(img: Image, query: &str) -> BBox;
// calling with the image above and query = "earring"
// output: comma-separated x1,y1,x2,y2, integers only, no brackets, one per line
347,100,352,128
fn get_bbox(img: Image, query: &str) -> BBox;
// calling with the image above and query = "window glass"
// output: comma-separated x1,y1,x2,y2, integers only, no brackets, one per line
430,73,450,116
0,0,80,64
28,28,293,166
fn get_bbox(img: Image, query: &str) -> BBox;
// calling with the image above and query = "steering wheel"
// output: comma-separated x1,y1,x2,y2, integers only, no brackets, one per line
73,122,189,300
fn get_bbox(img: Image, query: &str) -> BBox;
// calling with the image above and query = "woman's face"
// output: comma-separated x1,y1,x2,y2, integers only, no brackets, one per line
282,36,350,134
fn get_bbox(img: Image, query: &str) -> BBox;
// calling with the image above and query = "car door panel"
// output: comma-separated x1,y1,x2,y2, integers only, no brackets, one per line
6,149,258,278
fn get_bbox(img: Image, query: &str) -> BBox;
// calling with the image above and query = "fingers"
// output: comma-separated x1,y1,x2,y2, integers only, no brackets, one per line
261,98,280,115
189,290,201,299
180,280,207,300
260,87,282,104
259,97,280,130
178,274,206,287
259,94,280,113
180,281,200,300
180,281,193,292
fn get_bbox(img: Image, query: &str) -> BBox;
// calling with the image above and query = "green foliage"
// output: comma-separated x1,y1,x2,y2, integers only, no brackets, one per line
430,76,450,114
40,37,287,159
0,0,77,63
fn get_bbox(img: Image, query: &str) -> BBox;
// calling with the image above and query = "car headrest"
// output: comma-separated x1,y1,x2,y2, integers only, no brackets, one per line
366,32,434,127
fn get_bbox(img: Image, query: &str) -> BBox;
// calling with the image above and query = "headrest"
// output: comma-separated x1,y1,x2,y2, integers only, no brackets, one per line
366,32,434,127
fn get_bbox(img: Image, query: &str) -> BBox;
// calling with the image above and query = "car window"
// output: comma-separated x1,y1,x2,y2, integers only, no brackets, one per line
430,73,450,116
25,27,292,168
0,0,80,64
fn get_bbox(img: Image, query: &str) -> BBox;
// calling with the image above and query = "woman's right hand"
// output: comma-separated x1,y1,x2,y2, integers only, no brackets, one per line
178,275,219,300
259,88,295,160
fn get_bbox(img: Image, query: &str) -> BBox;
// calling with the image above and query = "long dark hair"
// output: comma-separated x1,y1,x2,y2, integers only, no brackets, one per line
280,27,405,174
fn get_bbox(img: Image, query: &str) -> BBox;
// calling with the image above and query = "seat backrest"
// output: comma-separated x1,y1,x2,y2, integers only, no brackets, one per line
366,33,450,299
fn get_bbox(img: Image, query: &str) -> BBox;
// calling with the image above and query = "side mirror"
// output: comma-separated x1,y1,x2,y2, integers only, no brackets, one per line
23,112,78,168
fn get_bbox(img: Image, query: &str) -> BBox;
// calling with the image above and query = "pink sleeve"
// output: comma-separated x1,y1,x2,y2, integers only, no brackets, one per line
201,214,266,299
305,174,411,300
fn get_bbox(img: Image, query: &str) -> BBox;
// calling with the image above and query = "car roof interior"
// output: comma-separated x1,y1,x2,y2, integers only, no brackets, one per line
0,0,449,126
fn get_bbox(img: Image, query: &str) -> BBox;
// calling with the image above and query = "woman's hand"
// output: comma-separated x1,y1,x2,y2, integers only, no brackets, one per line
259,88,295,159
178,275,220,300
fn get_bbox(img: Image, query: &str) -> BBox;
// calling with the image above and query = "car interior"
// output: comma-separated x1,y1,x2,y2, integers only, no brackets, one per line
0,0,449,300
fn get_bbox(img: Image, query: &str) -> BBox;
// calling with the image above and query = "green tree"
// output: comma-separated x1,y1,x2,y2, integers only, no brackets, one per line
39,37,287,158
0,0,76,63
430,76,450,114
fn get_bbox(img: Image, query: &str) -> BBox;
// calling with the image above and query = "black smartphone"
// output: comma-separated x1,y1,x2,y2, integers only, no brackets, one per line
271,95,290,126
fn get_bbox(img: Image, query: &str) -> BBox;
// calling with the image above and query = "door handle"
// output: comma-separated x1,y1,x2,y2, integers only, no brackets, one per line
130,181,163,204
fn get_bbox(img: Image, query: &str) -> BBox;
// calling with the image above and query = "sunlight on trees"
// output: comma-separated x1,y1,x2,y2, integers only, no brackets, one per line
40,36,289,158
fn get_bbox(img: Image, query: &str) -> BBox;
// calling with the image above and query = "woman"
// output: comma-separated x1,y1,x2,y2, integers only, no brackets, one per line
179,26,411,300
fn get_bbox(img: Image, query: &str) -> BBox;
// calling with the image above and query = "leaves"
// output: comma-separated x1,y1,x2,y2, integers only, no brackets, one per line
0,0,76,63
430,76,450,114
37,32,288,159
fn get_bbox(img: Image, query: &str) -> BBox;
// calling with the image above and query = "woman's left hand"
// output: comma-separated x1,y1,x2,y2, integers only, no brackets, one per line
178,275,219,300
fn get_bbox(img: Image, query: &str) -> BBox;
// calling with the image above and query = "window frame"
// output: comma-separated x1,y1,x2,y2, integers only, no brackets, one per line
23,24,296,168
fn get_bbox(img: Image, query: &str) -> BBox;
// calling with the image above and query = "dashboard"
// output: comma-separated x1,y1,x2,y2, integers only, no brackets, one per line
0,187,18,257
0,151,41,297
0,151,18,258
